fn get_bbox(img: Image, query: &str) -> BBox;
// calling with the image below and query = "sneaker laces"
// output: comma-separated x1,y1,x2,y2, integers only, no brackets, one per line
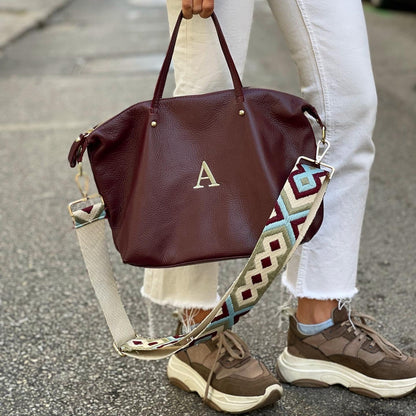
204,330,247,403
342,312,405,360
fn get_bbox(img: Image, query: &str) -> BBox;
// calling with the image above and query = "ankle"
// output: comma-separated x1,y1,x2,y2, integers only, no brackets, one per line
296,298,338,324
183,308,213,325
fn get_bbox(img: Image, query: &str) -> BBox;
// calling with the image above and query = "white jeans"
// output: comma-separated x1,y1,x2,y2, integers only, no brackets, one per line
142,0,377,309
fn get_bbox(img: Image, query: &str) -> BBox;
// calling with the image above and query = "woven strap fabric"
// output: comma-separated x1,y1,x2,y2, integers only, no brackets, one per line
71,162,331,360
72,203,136,346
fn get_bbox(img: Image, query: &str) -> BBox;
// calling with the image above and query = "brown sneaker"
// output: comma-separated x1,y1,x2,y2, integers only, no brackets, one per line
167,330,283,413
276,306,416,398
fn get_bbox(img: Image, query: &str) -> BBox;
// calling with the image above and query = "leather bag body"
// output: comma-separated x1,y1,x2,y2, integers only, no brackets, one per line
68,12,324,268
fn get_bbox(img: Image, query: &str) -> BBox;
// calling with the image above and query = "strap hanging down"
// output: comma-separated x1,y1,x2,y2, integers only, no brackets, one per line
70,202,136,346
69,160,333,361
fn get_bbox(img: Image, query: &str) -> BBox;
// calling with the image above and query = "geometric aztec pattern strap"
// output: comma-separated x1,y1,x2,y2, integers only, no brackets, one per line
118,162,331,359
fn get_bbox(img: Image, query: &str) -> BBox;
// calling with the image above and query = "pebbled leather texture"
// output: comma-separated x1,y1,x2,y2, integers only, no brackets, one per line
69,12,324,267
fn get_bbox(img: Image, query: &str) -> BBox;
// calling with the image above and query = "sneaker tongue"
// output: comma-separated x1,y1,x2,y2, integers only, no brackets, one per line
332,306,349,324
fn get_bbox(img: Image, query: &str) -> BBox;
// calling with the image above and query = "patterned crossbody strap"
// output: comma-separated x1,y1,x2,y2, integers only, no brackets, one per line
69,160,333,361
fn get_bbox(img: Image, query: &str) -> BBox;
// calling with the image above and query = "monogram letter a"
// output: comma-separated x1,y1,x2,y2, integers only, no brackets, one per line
193,161,220,189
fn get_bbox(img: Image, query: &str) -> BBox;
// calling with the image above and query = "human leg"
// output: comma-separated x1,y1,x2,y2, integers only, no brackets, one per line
268,0,376,323
267,0,377,301
267,0,415,397
296,298,338,324
141,0,255,312
148,1,283,412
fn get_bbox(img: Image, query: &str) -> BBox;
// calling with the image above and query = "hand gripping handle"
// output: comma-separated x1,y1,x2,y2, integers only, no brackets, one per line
150,12,244,113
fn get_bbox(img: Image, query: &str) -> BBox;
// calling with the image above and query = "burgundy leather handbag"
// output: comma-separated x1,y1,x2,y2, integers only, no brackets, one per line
68,12,325,268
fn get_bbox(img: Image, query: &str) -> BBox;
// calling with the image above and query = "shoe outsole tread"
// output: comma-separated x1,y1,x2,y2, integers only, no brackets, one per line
168,354,282,414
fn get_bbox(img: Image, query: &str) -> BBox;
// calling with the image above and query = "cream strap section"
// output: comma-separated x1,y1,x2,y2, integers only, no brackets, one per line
72,203,136,346
69,159,333,361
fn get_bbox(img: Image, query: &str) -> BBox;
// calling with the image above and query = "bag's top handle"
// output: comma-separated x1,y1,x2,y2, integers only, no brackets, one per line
67,12,327,168
150,12,244,113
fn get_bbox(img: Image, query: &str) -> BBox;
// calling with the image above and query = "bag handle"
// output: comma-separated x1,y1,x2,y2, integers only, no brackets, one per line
150,12,244,113
67,13,326,168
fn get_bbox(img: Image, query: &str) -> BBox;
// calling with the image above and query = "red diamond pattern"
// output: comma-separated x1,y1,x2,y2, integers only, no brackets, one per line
251,274,262,285
242,289,252,300
261,256,272,268
269,239,281,251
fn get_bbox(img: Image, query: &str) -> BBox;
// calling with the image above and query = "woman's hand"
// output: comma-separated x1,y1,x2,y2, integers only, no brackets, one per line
182,0,214,19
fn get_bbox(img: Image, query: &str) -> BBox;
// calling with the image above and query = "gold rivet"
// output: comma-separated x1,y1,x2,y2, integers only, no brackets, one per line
75,137,81,142
238,109,245,116
151,121,157,127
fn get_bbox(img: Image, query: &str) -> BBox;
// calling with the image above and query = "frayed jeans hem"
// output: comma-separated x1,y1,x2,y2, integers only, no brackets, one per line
281,278,358,301
140,287,219,310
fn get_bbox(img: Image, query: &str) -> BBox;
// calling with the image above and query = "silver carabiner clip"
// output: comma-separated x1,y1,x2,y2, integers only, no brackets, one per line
316,139,330,165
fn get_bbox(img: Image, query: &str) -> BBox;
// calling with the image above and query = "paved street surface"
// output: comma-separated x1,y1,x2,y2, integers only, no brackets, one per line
0,1,415,415
0,0,72,49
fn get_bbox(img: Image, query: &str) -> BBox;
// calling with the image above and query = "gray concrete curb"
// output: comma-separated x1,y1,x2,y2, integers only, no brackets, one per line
0,0,73,50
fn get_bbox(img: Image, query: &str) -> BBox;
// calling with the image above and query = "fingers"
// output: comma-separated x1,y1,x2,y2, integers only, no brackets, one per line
192,0,203,15
182,0,214,20
182,0,193,19
199,0,214,18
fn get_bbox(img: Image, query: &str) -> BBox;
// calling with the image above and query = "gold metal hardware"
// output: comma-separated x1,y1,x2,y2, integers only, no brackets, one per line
68,161,104,222
67,194,103,219
81,127,96,139
151,121,157,127
113,342,126,357
75,137,81,143
238,109,245,116
321,125,326,144
75,162,90,198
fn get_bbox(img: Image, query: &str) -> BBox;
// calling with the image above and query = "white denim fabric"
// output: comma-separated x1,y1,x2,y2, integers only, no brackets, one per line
141,0,377,308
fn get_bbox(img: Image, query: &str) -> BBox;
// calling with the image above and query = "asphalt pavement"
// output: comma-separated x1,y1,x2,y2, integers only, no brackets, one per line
0,0,73,49
0,1,415,415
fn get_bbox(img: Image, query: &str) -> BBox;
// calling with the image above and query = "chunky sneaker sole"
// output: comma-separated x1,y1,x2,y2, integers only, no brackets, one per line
168,354,283,413
276,348,416,399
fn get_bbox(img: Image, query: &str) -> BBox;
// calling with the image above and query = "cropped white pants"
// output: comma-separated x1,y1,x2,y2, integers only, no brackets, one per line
142,0,377,308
